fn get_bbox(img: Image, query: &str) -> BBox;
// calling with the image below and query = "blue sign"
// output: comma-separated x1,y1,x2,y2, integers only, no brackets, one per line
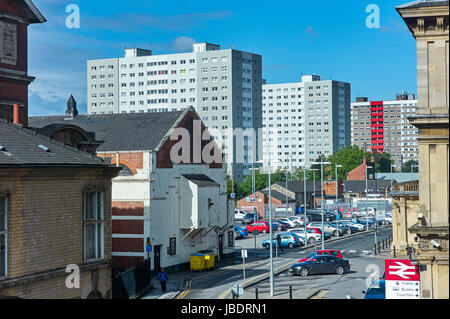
146,245,152,252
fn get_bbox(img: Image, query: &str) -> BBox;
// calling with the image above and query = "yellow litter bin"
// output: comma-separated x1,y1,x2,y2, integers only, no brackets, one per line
204,253,215,270
190,254,206,271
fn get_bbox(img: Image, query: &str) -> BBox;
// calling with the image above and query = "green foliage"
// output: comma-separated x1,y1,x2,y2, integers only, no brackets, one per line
401,159,418,173
237,170,286,198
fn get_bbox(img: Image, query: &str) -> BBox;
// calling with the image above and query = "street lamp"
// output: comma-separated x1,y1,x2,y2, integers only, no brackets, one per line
303,165,308,243
311,168,318,209
312,161,331,250
257,158,281,297
249,167,259,222
390,164,396,191
365,165,373,233
335,164,343,237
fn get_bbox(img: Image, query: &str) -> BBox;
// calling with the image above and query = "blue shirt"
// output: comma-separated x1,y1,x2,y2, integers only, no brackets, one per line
157,271,168,282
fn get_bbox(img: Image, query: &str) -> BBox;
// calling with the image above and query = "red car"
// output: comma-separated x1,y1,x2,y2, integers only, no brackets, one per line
298,249,343,263
246,221,270,234
308,227,322,234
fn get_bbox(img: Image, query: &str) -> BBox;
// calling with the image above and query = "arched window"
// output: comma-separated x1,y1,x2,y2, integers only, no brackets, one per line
118,164,133,176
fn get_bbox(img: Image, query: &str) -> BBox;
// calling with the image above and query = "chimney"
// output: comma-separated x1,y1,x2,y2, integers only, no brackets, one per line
13,104,20,124
65,95,78,119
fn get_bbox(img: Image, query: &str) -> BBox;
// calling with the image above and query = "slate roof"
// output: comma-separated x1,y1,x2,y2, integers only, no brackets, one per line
29,110,185,152
273,181,323,194
343,180,392,194
376,172,419,184
260,189,295,202
14,0,47,23
396,0,448,10
181,174,220,187
0,119,111,167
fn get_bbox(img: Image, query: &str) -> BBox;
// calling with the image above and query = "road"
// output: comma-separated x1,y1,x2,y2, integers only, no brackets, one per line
177,226,392,299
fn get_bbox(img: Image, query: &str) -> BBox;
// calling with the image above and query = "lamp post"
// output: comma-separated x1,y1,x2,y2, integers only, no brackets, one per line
303,165,307,237
249,167,258,222
390,164,396,191
257,158,281,297
312,161,331,250
311,168,318,209
335,164,343,237
365,165,373,232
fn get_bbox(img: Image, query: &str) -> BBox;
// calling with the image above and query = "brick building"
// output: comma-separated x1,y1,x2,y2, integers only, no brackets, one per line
236,190,295,218
0,119,120,298
29,106,234,273
346,156,376,181
0,0,45,126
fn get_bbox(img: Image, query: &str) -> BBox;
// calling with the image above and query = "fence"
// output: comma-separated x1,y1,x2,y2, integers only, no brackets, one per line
112,259,152,299
263,203,296,219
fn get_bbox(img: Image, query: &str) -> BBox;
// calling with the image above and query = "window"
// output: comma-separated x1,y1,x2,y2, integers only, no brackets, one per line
0,195,7,277
83,191,104,261
169,237,176,256
228,231,234,247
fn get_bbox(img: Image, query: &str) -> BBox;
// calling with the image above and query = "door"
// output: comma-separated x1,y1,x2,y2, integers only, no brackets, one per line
218,234,224,260
312,256,329,274
154,245,161,274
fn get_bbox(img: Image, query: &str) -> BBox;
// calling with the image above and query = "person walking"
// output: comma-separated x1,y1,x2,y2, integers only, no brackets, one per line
156,267,169,293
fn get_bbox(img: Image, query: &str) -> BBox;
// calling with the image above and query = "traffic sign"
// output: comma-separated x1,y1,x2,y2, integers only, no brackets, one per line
241,249,248,259
385,259,420,299
230,193,235,199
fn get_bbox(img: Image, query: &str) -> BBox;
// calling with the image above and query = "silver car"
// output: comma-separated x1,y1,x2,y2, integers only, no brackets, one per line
307,222,344,237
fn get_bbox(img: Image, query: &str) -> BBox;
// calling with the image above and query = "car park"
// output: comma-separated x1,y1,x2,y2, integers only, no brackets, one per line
276,218,299,228
262,232,303,249
297,249,343,263
287,216,309,226
289,255,350,276
234,225,248,239
384,213,392,224
305,210,336,222
329,221,358,234
234,209,247,221
272,220,289,231
335,220,365,232
307,227,332,240
351,207,376,218
363,280,386,299
307,222,344,237
245,221,269,234
289,228,322,244
242,213,258,225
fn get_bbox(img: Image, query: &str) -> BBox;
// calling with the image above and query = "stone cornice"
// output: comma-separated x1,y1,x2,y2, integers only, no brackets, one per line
397,4,449,38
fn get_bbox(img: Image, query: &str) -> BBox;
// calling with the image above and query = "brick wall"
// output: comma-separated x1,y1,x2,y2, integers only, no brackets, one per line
0,167,115,298
98,152,143,175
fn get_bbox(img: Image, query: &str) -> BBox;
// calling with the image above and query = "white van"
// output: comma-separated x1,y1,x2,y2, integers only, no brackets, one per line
234,209,246,221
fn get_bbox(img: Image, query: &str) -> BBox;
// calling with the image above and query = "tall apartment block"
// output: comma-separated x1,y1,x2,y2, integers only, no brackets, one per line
87,43,263,184
350,92,418,168
262,75,351,169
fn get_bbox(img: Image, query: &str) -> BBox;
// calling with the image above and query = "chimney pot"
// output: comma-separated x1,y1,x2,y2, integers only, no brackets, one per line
13,104,20,124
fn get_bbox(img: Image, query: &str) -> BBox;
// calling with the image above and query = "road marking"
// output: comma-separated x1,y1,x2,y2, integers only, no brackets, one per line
176,279,192,299
349,250,356,253
309,290,329,299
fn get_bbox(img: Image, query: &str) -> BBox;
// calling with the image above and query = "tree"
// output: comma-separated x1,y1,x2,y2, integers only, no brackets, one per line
237,169,286,198
326,146,369,180
372,151,393,173
401,160,418,173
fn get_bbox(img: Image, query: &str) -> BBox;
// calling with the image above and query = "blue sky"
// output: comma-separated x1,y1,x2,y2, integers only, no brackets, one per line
28,0,417,116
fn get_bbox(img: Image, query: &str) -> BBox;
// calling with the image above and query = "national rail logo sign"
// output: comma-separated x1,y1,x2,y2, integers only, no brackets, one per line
385,259,420,299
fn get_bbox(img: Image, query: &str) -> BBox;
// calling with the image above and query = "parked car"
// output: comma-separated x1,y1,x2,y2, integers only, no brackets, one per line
307,222,344,237
262,232,303,249
289,228,322,244
276,218,299,228
305,209,336,222
243,213,258,225
245,221,269,234
351,207,376,218
384,213,392,224
363,280,386,299
272,221,289,231
307,227,332,240
335,220,365,232
234,209,247,221
329,221,358,234
297,249,344,263
289,255,350,276
234,225,248,239
354,217,377,227
287,216,308,227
